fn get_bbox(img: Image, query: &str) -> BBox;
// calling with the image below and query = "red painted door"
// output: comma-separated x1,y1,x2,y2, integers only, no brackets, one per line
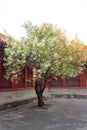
82,69,87,88
16,68,25,88
0,60,12,88
25,66,33,87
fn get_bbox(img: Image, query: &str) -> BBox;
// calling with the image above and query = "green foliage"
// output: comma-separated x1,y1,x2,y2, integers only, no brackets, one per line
4,21,86,81
4,36,27,79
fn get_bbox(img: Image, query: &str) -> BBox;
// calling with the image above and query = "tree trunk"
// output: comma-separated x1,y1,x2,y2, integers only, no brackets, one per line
37,93,44,107
35,67,50,107
35,78,46,107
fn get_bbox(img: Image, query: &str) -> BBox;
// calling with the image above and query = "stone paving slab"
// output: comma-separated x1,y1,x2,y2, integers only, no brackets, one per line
0,97,87,130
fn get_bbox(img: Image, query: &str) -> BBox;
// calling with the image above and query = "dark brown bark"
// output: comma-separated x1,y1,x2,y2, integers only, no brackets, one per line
37,93,44,107
35,67,51,107
35,78,45,107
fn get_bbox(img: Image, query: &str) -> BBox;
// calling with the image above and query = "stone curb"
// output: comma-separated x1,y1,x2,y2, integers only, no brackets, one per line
1,94,87,111
50,94,87,99
0,98,36,111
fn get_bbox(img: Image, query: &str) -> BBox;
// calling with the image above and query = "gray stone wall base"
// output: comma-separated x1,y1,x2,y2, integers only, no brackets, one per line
48,88,87,97
0,89,36,105
0,88,48,105
1,88,87,110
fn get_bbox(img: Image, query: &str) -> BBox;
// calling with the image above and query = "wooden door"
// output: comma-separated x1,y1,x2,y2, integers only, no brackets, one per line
82,69,87,88
16,69,25,88
25,66,33,87
0,60,12,88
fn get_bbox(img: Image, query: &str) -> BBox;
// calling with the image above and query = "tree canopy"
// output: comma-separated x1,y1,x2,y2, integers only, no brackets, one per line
4,21,86,80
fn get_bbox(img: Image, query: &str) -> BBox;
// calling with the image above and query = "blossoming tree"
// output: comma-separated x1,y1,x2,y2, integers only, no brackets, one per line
4,22,86,106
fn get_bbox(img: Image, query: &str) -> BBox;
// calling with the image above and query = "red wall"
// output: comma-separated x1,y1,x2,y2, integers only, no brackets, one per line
0,40,34,92
47,69,87,89
0,39,87,92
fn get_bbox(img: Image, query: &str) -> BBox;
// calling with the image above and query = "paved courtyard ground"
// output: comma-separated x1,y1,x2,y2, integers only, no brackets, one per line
0,97,87,130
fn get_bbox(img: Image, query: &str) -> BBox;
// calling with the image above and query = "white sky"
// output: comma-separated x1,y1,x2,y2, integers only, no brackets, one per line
0,0,87,44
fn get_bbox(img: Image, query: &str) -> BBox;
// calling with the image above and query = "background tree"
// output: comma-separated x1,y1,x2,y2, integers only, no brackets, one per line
4,22,86,107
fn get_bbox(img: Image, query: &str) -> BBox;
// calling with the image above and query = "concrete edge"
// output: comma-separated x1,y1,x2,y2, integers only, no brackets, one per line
0,98,36,111
50,94,87,99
